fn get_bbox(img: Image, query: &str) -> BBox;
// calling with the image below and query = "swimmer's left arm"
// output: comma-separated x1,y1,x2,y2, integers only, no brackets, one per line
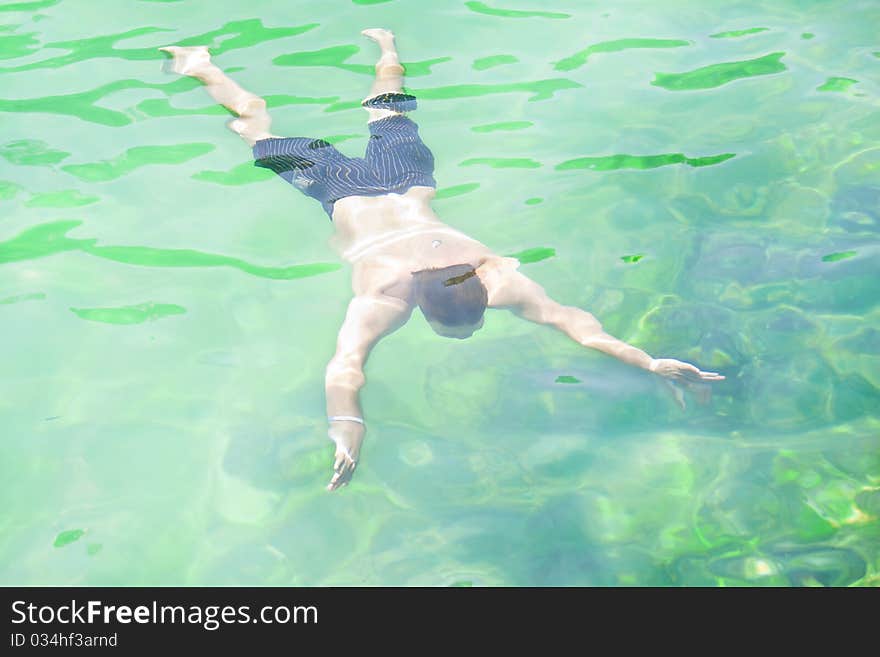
483,263,723,383
486,266,653,369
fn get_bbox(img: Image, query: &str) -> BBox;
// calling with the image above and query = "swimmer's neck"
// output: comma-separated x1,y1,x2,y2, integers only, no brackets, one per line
329,186,445,258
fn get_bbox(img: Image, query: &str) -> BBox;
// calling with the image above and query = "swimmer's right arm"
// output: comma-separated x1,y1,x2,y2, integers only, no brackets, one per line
324,294,413,490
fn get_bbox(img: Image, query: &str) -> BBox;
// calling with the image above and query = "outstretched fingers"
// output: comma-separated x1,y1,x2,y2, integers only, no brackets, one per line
676,362,725,383
327,450,357,491
653,359,722,409
690,368,725,382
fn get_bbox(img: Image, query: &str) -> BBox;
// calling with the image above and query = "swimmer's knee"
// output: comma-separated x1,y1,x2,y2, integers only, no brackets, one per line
227,117,261,146
227,112,273,145
227,117,248,136
376,66,404,79
375,58,404,77
238,96,267,118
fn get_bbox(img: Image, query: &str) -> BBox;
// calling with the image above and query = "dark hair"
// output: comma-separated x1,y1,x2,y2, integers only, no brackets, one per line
412,264,488,327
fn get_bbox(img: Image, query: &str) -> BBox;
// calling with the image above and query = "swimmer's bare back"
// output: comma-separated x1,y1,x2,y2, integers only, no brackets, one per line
160,28,724,492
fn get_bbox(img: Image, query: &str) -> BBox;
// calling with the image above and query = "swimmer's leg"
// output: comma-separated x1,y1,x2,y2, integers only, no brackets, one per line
361,28,405,123
158,45,277,146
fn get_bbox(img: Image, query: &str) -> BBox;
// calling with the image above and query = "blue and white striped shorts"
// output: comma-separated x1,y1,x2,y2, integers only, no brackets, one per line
253,110,436,219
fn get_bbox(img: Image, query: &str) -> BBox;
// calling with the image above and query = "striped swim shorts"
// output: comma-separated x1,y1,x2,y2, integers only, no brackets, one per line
252,96,436,219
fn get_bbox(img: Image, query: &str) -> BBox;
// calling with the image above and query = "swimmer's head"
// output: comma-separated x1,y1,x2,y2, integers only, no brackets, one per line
412,264,487,339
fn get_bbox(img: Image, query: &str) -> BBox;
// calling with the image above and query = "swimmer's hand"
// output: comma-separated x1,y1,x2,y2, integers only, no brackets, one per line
327,419,364,491
649,358,724,383
649,358,724,410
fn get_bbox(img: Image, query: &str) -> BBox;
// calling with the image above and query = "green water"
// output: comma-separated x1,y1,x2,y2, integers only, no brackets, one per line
1,0,878,586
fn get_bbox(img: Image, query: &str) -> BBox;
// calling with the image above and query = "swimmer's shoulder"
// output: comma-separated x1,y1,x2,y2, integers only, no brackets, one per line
475,254,520,287
479,254,521,272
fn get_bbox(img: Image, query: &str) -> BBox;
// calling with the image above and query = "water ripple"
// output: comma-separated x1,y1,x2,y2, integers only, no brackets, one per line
434,182,480,199
556,152,736,171
817,77,858,93
472,54,518,71
412,78,581,102
2,181,100,208
0,292,45,305
0,27,172,73
652,52,787,91
272,45,450,77
1,139,69,165
25,190,99,207
0,77,198,126
709,27,770,39
0,20,318,73
133,98,229,118
555,38,691,72
192,162,274,186
460,157,542,168
0,27,40,60
504,247,555,263
319,78,579,112
471,121,532,132
70,301,186,324
62,143,215,182
0,220,341,280
0,180,21,200
465,1,570,19
0,0,59,13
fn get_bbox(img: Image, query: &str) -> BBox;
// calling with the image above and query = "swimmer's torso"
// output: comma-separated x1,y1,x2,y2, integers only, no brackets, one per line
329,186,498,299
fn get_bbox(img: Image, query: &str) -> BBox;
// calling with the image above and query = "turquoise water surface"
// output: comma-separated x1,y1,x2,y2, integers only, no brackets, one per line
1,0,878,586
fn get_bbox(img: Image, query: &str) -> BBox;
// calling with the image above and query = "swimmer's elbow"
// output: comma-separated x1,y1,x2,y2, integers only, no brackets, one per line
583,312,604,335
550,304,599,329
565,308,604,345
518,295,564,325
325,355,366,390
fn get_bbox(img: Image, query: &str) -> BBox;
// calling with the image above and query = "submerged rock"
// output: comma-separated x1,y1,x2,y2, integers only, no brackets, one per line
669,555,718,586
854,489,880,517
831,184,880,233
769,545,867,587
697,482,783,541
742,358,835,431
707,554,785,584
691,235,769,286
834,148,880,188
634,297,736,356
823,440,880,479
830,373,880,424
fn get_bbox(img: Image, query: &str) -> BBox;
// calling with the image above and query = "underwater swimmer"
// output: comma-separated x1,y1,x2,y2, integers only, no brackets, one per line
160,29,724,491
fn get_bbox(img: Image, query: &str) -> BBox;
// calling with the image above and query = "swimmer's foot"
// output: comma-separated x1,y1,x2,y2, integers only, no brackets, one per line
158,45,212,76
361,28,395,47
362,28,402,77
326,419,365,491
